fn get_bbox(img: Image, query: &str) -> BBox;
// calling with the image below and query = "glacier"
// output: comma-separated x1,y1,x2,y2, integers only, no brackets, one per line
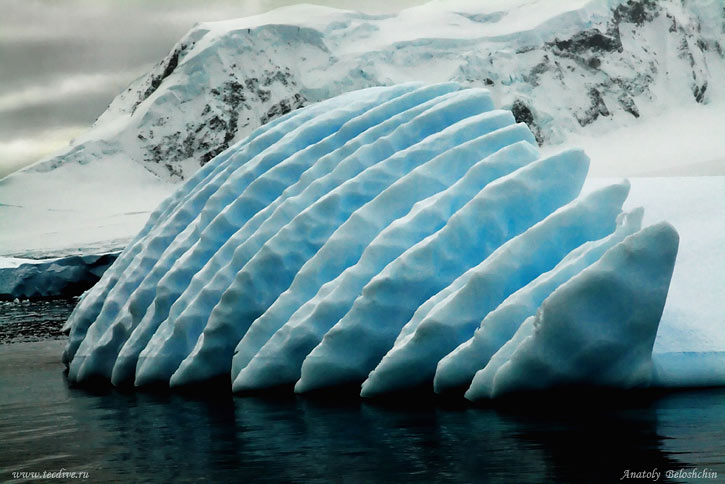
62,84,724,398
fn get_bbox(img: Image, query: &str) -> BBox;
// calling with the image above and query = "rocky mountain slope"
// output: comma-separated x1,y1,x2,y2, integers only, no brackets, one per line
24,0,725,181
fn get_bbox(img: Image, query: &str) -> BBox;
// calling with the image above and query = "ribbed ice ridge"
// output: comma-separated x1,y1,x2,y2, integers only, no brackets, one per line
63,83,718,399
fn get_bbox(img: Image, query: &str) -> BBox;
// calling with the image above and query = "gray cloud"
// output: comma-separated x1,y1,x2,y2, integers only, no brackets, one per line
0,71,145,140
0,0,424,178
0,126,88,179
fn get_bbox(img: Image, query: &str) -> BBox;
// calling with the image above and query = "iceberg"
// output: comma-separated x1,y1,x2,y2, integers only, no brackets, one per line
62,83,722,398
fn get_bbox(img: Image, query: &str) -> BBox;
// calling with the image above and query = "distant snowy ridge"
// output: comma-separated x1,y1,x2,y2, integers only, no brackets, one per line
26,0,725,181
62,84,724,398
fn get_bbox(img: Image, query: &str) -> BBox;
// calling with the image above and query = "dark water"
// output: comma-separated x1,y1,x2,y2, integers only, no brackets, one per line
1,307,724,483
0,299,77,344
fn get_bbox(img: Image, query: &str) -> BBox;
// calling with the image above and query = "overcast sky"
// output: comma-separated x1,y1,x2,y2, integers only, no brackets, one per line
0,0,426,179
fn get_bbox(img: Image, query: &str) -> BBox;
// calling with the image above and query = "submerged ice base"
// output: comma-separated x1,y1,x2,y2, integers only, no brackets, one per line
62,84,724,398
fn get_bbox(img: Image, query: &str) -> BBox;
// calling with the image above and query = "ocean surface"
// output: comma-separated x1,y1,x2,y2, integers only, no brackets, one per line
1,301,723,483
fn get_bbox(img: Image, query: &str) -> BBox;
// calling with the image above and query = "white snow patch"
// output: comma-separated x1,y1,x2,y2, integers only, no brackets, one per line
552,100,725,177
0,155,173,258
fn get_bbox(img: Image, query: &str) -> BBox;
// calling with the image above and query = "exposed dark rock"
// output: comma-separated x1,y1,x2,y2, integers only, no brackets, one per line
200,146,228,165
694,82,707,103
511,99,534,126
261,93,307,125
263,70,292,87
551,29,621,55
527,57,550,86
667,13,677,33
679,37,697,68
116,0,718,179
618,93,640,118
136,67,307,177
135,44,185,111
511,99,543,145
165,163,183,179
576,88,611,126
612,0,657,26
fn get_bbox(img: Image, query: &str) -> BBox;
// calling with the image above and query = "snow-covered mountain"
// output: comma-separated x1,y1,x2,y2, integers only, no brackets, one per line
1,0,723,259
23,0,725,182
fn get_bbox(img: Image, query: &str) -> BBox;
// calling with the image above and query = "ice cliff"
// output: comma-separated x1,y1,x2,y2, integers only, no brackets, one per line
62,84,724,398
